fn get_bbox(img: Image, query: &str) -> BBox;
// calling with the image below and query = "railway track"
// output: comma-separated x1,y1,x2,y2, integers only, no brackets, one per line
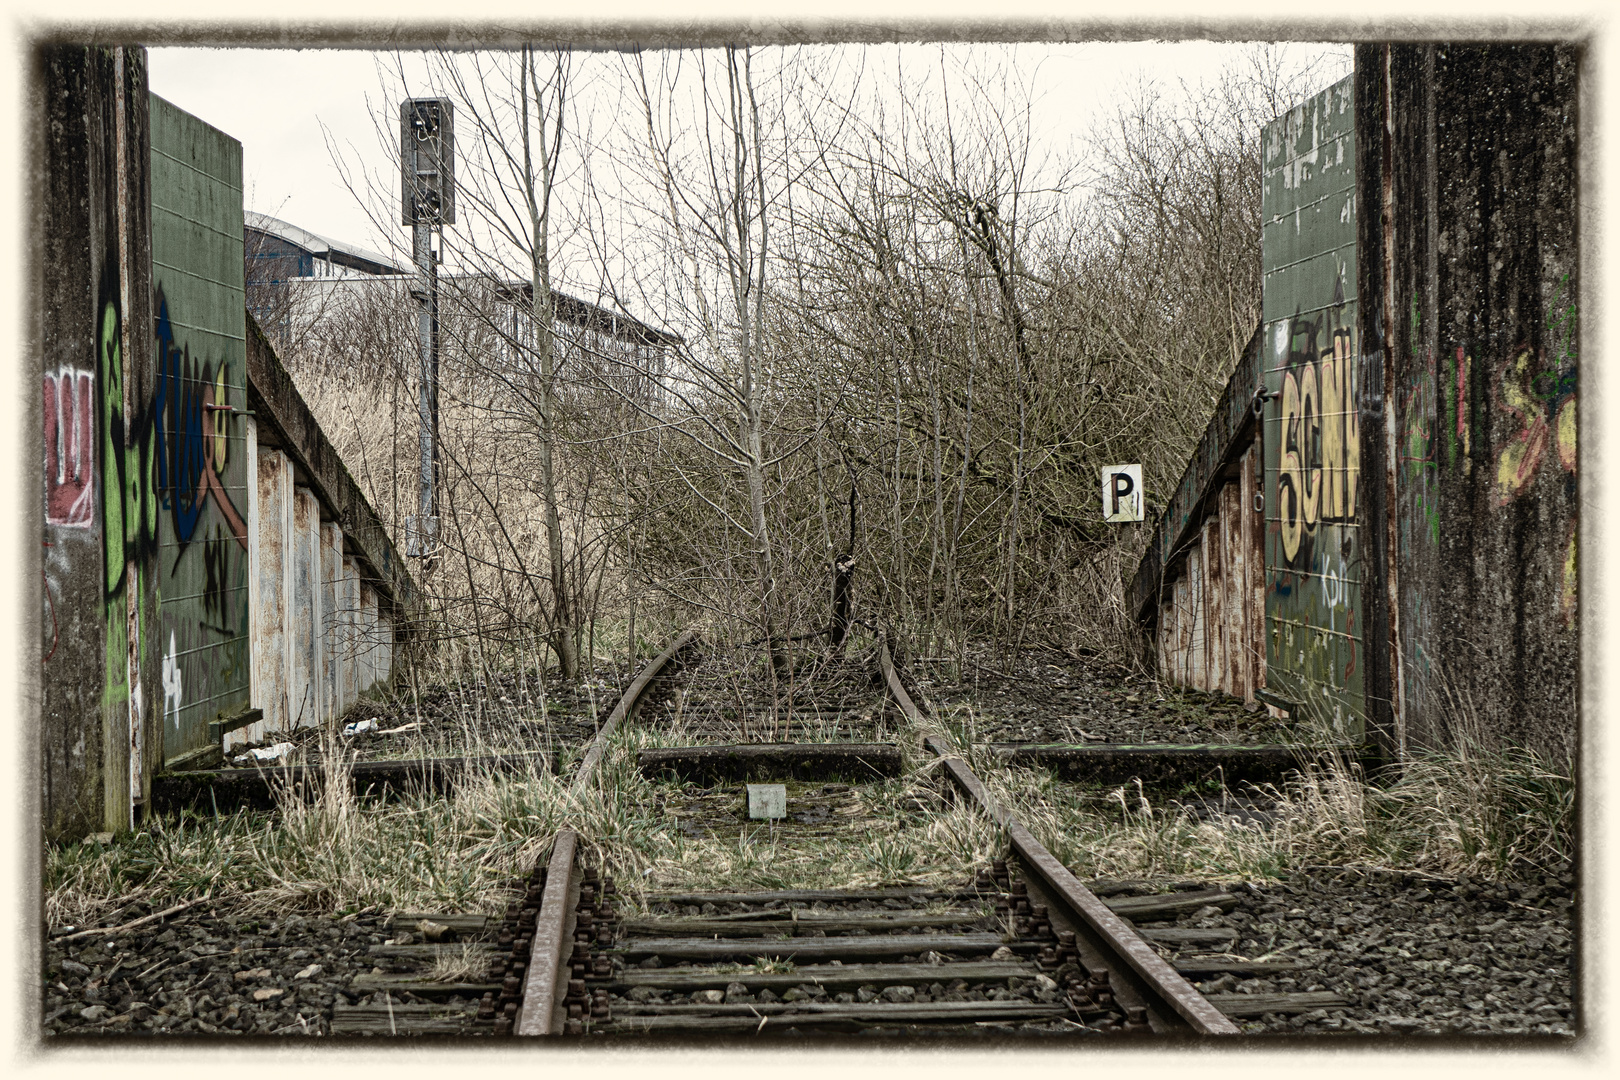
54,630,1398,1039
452,631,1241,1039
43,631,1574,1039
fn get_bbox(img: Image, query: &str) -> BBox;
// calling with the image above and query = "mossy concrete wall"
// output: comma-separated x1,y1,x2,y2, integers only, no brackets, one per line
39,46,160,839
1356,44,1580,762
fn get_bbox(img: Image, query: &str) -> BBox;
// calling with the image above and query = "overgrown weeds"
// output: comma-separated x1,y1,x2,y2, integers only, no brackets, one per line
976,742,1573,884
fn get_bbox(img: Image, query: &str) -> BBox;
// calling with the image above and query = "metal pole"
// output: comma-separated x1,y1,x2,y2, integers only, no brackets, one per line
415,222,434,555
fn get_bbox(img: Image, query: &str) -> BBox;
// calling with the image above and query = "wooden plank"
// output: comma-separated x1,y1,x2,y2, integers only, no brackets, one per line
329,1001,482,1035
993,744,1323,787
1135,927,1240,945
637,743,903,782
368,943,496,959
603,1002,1069,1033
349,974,500,996
1104,890,1239,921
644,887,957,905
925,735,1239,1036
381,913,490,934
614,933,1019,962
515,828,577,1036
612,1001,1070,1020
1170,958,1303,976
1204,991,1349,1017
621,912,989,936
152,751,556,812
609,960,1040,993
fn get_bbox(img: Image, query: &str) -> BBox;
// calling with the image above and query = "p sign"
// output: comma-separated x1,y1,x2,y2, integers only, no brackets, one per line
1101,464,1143,523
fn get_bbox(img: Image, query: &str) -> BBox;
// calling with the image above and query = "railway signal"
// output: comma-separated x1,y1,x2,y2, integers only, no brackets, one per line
400,98,455,562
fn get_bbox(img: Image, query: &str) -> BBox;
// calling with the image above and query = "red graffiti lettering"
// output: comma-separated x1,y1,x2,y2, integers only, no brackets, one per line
43,368,95,527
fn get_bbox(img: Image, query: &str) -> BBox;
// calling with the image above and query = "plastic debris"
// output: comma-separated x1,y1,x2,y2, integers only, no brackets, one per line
342,718,380,737
233,742,296,764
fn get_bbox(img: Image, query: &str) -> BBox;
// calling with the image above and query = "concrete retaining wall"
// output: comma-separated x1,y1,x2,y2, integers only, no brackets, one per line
38,51,414,839
1135,46,1580,763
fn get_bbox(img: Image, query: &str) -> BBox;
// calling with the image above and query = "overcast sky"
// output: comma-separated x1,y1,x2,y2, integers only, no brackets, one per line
147,41,1352,274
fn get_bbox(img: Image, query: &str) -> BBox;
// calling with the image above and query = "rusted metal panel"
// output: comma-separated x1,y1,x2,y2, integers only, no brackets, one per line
1260,74,1365,739
233,417,263,751
1130,327,1265,625
376,611,393,688
1205,517,1225,693
149,93,250,760
288,487,319,727
1233,446,1259,705
245,316,415,618
1218,482,1241,697
1187,549,1205,690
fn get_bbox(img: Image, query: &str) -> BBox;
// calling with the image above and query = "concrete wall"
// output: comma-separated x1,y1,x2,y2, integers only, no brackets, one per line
1136,47,1580,764
40,46,160,839
39,61,413,839
150,93,252,762
1356,44,1580,761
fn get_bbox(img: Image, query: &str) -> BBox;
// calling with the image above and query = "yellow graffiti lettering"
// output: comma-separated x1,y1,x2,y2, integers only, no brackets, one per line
1299,361,1321,527
1556,397,1577,474
1495,348,1551,504
1280,370,1302,561
212,367,230,468
1320,346,1343,520
1562,530,1577,629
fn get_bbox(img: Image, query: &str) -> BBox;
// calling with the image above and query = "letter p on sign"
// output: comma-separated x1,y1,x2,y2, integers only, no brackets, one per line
1101,464,1143,523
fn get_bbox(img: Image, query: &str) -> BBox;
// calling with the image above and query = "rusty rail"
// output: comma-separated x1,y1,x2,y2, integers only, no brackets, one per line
875,639,1238,1036
512,629,699,1036
514,829,578,1035
570,629,699,794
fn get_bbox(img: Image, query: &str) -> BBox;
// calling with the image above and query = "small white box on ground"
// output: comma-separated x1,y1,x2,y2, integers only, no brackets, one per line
746,784,787,820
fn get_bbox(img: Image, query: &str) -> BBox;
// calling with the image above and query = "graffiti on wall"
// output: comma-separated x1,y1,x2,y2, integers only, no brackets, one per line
155,289,248,558
151,282,251,752
43,368,97,527
95,284,162,814
1276,299,1361,571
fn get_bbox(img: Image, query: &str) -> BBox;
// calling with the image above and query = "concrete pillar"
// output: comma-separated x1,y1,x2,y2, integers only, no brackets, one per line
287,487,319,728
320,522,341,723
340,555,359,712
250,449,292,736
376,609,394,689
357,584,375,696
1188,549,1205,690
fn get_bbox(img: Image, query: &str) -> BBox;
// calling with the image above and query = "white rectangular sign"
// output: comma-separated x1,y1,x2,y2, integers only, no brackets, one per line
746,784,787,820
1101,464,1144,523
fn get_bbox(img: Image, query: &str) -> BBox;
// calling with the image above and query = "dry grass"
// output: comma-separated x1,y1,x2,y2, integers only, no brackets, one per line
45,662,1573,931
965,744,1573,885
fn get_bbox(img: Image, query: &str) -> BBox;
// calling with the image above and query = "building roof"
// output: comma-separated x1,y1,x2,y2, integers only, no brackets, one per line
246,210,406,277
